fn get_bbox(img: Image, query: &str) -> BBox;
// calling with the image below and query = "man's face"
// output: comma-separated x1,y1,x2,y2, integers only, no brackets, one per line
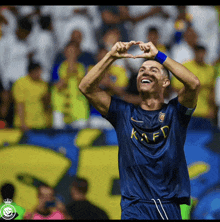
38,186,55,205
195,49,206,64
147,31,159,46
70,30,83,45
16,28,31,40
64,44,79,60
136,60,170,95
30,68,42,81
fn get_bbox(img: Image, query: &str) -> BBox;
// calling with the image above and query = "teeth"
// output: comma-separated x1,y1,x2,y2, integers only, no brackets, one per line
142,79,152,83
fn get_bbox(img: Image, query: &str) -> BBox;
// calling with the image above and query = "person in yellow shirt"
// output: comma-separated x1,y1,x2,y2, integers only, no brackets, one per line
147,26,167,54
95,47,129,94
52,41,89,128
12,62,51,131
89,47,142,107
171,45,217,120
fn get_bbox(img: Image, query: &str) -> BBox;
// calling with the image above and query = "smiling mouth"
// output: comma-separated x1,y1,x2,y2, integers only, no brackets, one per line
141,79,153,84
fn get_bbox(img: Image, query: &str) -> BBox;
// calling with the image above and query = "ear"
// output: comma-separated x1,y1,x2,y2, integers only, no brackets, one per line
162,78,170,88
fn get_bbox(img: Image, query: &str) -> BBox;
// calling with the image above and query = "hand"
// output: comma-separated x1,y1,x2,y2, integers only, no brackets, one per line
135,41,159,59
110,41,138,59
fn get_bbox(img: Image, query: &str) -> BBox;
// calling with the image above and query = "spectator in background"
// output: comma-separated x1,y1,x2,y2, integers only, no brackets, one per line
0,17,33,127
100,27,133,79
70,30,97,72
52,41,89,129
40,6,75,51
66,177,109,220
170,26,198,64
41,6,101,52
0,6,17,38
95,47,129,97
0,7,8,39
98,6,131,42
60,6,100,54
51,29,96,78
24,185,69,220
171,5,192,45
12,62,51,131
128,6,176,45
187,6,219,64
33,15,56,83
171,45,217,122
0,183,26,220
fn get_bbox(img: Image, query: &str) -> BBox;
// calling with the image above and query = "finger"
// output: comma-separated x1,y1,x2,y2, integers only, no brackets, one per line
120,53,136,59
124,42,133,50
140,44,150,52
119,42,127,52
139,44,145,51
135,54,147,58
144,45,151,53
115,42,121,52
136,41,144,45
125,41,137,50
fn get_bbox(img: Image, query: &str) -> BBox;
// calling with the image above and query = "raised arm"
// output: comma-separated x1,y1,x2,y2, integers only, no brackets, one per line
163,57,200,108
79,41,137,116
136,41,201,108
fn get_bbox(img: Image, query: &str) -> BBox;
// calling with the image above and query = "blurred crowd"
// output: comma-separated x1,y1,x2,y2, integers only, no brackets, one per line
0,5,220,131
1,177,110,220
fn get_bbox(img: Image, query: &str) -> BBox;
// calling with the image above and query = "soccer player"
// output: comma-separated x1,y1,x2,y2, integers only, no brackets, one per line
79,41,200,220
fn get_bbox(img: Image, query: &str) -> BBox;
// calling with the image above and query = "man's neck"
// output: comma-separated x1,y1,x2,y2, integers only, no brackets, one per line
194,59,206,66
140,93,165,111
36,205,51,216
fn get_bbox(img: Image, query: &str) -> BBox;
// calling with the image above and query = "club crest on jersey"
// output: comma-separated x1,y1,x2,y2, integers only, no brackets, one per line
159,112,166,123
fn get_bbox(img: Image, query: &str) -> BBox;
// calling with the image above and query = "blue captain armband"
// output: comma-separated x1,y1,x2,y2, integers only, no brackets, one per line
154,51,168,64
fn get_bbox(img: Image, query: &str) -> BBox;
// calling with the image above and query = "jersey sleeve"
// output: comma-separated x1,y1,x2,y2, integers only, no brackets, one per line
170,97,195,127
103,96,130,128
12,80,25,103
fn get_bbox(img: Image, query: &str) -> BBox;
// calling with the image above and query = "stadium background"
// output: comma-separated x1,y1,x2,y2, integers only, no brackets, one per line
0,5,220,220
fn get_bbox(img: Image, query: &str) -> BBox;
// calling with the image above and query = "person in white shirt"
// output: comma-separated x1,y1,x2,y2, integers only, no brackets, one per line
0,17,33,126
170,26,198,64
59,6,100,54
41,6,101,53
0,17,33,91
33,15,56,83
40,6,73,51
0,6,17,38
128,6,177,45
187,6,219,64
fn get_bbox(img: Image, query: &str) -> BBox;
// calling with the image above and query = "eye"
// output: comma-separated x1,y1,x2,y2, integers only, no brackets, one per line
151,69,157,73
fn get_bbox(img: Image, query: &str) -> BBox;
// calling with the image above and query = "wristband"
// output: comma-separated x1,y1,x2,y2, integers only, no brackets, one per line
154,51,167,64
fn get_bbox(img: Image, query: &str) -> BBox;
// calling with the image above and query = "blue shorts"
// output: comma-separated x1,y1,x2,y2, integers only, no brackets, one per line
121,199,182,220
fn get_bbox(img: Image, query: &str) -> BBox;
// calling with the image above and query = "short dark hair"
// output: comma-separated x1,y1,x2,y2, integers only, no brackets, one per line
39,15,51,30
148,26,158,34
1,183,15,200
28,62,41,73
71,177,88,194
18,17,32,32
162,67,170,80
194,45,206,52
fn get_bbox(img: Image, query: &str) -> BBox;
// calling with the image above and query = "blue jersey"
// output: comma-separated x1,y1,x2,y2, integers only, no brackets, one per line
103,96,195,211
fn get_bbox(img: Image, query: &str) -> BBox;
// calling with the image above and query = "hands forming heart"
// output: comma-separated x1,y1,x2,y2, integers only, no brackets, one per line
109,41,159,60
